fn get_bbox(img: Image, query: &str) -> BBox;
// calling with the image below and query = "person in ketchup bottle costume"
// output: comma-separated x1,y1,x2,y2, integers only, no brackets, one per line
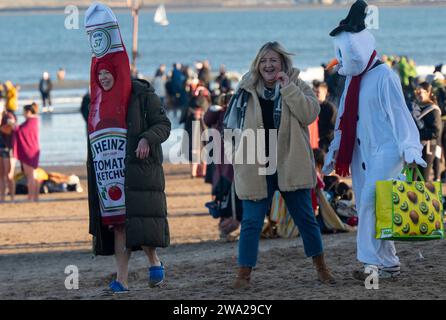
85,3,171,294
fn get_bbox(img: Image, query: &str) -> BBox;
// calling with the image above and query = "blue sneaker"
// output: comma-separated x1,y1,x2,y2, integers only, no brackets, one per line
148,263,164,287
108,280,129,294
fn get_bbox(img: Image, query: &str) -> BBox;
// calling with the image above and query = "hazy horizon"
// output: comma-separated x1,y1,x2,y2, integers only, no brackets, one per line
1,0,446,10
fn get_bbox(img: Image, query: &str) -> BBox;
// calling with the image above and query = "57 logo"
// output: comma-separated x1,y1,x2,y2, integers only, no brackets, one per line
89,29,112,58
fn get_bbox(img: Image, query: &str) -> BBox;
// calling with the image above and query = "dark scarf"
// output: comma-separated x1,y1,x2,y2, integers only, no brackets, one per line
257,82,282,129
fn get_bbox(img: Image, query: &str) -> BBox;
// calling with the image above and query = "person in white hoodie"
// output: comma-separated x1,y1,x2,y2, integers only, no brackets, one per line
323,0,427,279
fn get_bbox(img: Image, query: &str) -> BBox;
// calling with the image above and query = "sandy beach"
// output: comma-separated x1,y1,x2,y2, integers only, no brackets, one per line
0,163,445,300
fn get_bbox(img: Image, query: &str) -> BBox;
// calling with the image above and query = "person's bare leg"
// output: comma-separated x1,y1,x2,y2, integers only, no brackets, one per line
34,179,40,202
114,225,131,288
22,164,35,201
22,164,32,201
142,246,161,267
0,158,6,202
5,157,15,202
191,163,198,177
201,162,207,177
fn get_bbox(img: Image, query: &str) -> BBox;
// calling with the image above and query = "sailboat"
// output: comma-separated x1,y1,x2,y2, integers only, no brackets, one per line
154,4,169,26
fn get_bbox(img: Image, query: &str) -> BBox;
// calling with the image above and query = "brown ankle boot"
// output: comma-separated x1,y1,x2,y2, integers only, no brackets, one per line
233,267,252,289
312,254,336,285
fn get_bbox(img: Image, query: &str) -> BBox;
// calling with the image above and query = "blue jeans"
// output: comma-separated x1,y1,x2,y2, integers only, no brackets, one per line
238,174,323,267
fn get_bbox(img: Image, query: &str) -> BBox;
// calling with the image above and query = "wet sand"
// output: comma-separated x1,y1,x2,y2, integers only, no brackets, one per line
1,164,446,300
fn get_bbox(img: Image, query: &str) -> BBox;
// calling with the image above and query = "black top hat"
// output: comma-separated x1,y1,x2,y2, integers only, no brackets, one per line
329,0,368,37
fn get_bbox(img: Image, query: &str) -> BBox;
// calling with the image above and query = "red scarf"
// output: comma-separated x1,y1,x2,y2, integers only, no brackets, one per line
336,50,377,177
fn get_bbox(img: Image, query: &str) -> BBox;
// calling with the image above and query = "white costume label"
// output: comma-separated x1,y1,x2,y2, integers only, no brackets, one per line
89,28,111,57
90,128,127,222
86,22,124,58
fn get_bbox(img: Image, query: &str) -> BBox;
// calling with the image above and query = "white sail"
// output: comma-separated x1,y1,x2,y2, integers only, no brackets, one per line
154,4,169,26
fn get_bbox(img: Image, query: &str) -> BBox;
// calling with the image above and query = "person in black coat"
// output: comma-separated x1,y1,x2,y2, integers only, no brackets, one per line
39,72,53,112
313,81,337,153
87,79,171,290
215,65,232,94
412,82,442,180
322,64,345,108
80,91,90,130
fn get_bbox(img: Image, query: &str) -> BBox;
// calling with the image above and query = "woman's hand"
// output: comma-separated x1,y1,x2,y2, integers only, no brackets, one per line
275,72,290,87
136,138,150,159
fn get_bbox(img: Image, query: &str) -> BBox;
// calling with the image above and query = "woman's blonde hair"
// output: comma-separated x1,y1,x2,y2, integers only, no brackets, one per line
249,41,295,85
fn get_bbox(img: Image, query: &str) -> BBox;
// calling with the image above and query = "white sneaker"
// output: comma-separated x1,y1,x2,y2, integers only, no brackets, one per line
48,106,54,113
353,264,379,281
42,106,48,113
379,265,401,279
353,264,400,280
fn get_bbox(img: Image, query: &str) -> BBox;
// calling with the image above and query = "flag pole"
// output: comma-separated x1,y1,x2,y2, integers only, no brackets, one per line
127,0,143,77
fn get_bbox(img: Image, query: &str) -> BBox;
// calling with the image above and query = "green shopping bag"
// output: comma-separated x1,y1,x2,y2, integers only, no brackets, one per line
376,166,444,241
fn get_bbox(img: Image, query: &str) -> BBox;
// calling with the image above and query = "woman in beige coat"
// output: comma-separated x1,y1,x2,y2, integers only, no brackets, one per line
230,42,335,288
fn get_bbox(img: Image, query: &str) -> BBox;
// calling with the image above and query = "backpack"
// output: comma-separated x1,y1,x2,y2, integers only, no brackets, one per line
411,104,441,130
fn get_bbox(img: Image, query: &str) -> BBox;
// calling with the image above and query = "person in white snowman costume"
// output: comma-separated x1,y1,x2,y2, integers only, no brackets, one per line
323,0,427,279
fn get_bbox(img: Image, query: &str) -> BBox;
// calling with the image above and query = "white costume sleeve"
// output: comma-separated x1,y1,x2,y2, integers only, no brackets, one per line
322,88,346,175
379,72,427,167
